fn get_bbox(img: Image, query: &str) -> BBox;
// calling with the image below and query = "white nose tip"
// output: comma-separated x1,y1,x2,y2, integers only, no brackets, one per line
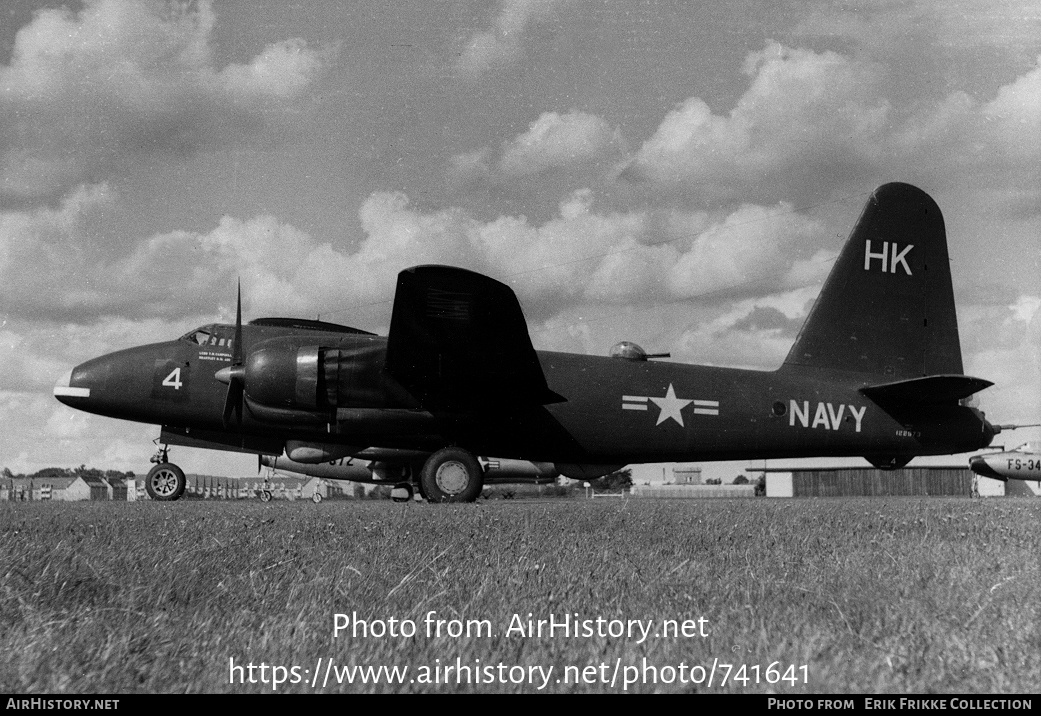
54,369,90,398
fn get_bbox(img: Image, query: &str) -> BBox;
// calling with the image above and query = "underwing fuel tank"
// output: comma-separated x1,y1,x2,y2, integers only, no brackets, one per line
480,458,559,484
260,454,560,485
261,455,374,482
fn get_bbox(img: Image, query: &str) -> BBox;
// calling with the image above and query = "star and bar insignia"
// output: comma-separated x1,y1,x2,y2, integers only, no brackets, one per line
621,383,719,427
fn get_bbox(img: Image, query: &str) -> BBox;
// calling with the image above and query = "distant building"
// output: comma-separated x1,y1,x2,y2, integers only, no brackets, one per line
750,466,1013,498
64,475,111,501
631,484,756,499
672,465,703,484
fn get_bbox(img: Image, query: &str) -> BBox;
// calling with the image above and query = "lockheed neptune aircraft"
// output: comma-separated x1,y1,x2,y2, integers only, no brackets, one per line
54,183,1001,502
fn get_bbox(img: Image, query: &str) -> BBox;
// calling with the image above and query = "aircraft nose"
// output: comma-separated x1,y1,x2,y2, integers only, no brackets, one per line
969,455,1002,480
53,367,91,405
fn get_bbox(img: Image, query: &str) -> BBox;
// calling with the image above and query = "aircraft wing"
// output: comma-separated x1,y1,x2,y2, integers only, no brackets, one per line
384,265,564,411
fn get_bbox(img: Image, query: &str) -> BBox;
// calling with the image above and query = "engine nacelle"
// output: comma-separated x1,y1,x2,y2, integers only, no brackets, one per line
243,338,397,412
245,341,326,410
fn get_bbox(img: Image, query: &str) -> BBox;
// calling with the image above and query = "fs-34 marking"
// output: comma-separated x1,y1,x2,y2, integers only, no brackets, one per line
789,400,866,433
622,384,719,427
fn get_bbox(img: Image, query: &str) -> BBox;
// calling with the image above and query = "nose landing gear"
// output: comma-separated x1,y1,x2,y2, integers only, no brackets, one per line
145,442,186,501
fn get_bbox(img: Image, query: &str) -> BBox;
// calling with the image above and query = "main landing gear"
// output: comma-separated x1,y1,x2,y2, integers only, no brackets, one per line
145,442,186,501
391,482,414,503
419,447,484,503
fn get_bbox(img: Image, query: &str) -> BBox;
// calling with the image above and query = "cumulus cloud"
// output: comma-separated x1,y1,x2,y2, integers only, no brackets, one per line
962,294,1041,425
499,111,627,176
623,41,1041,204
624,42,890,202
447,149,492,187
673,287,820,369
0,183,343,322
981,58,1041,163
793,1,1041,57
456,0,575,76
0,386,157,474
45,406,90,440
448,110,626,192
0,0,331,202
666,202,824,299
0,171,832,353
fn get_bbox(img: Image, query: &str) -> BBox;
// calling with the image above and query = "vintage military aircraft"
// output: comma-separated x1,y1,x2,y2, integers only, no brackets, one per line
970,442,1041,482
54,182,1001,502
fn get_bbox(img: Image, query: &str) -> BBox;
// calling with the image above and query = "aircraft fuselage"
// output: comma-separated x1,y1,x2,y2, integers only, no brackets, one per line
56,325,993,467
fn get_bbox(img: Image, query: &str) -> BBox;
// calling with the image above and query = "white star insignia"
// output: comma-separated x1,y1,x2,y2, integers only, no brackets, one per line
648,384,693,427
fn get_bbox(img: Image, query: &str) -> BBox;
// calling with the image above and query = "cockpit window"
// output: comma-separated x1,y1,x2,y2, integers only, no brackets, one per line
182,329,213,346
180,324,233,350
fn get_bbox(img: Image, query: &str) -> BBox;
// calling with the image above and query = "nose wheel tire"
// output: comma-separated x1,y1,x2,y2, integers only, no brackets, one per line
420,448,483,503
145,463,186,501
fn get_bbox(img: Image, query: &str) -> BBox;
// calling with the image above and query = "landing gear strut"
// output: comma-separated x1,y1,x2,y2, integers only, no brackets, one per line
146,442,186,501
391,482,414,503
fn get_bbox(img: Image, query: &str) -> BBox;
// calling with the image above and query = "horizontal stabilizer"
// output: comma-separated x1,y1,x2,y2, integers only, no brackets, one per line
859,375,993,405
385,265,562,410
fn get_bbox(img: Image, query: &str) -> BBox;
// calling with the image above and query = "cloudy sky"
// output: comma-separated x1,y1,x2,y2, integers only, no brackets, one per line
2,0,1038,480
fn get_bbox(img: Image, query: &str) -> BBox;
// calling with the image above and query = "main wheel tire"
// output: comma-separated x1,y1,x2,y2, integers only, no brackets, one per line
260,490,272,502
312,491,323,504
420,448,483,503
145,463,186,501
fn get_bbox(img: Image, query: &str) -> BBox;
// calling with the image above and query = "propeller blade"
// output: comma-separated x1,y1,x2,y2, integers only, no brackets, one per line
219,280,245,429
232,279,243,366
222,378,243,428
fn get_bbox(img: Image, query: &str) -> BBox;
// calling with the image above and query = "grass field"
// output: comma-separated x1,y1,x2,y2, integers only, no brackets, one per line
1,497,1038,694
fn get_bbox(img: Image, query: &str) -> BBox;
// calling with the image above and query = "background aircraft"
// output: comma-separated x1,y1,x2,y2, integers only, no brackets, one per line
970,442,1041,482
54,183,1000,502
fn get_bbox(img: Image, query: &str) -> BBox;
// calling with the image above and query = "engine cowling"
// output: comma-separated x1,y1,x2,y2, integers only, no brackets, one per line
242,339,393,413
245,343,327,410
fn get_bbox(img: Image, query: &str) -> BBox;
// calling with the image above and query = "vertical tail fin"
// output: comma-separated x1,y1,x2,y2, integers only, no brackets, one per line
783,182,964,379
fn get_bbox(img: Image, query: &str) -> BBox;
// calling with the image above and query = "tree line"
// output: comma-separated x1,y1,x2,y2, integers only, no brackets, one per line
1,465,135,480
